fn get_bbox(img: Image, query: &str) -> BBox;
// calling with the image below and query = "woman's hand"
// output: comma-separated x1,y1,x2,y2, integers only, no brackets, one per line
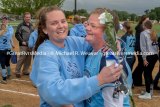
97,64,122,86
143,59,149,67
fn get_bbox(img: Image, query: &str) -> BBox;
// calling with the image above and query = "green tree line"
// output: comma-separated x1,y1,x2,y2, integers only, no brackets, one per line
0,0,159,21
0,0,65,15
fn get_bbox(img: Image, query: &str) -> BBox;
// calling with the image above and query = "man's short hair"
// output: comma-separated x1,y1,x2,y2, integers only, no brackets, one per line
23,12,31,18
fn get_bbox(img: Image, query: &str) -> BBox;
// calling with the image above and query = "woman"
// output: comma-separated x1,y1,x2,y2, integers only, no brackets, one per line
133,15,149,86
121,21,136,71
30,6,122,107
84,8,132,107
138,20,158,99
0,16,14,83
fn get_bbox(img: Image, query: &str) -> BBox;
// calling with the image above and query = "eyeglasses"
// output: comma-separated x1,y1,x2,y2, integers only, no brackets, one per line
87,22,103,30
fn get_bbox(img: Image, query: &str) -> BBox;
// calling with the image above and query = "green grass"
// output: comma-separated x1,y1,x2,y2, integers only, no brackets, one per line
153,23,160,33
1,20,160,35
1,104,13,107
118,22,160,36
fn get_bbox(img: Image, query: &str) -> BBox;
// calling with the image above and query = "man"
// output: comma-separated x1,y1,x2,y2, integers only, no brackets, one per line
15,12,34,78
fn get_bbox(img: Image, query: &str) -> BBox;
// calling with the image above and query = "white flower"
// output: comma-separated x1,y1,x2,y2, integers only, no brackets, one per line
98,12,106,24
98,11,113,25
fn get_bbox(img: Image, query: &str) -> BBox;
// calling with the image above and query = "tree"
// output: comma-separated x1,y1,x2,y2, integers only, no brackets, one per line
149,12,157,20
148,7,160,21
64,10,73,18
144,9,149,15
114,10,130,21
0,0,65,15
130,13,137,21
77,9,89,17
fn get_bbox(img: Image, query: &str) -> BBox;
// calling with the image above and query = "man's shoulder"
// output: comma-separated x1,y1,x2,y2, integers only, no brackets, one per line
17,22,24,28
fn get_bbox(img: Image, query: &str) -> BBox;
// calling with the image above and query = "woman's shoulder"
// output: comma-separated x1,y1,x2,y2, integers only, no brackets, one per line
67,36,85,41
66,36,86,44
66,36,90,51
37,40,56,52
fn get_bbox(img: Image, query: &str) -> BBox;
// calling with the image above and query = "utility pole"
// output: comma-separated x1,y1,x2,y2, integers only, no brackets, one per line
74,0,77,15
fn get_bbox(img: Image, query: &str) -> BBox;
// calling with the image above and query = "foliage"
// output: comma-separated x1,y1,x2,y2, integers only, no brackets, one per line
113,10,138,21
147,7,160,21
0,0,65,15
64,9,89,18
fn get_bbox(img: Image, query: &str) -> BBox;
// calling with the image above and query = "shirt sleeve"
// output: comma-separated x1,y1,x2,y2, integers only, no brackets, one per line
69,28,77,36
28,33,34,48
8,26,14,37
140,32,147,60
15,24,23,43
34,50,100,106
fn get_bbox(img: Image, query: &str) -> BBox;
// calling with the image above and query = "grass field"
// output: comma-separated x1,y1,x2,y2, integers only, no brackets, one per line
0,22,160,107
118,22,160,36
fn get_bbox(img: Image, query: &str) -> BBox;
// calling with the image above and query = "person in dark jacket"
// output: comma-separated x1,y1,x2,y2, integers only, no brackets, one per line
153,34,160,90
15,12,34,78
132,15,149,86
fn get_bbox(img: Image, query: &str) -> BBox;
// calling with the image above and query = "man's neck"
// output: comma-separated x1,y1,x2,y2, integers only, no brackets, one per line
24,21,30,26
26,22,30,26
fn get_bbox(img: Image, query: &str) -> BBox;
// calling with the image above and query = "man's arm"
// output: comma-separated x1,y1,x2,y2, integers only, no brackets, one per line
15,24,23,44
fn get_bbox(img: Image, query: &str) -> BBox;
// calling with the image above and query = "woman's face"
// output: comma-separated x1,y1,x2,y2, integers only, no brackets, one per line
43,10,68,44
85,14,104,44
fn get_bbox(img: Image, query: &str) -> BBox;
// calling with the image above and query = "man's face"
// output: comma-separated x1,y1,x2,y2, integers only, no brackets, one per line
24,14,31,24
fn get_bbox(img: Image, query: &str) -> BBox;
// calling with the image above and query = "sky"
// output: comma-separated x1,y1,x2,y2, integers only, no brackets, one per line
62,0,160,15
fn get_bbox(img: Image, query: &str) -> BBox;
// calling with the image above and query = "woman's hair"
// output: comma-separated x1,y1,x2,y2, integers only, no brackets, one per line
123,21,133,35
90,8,119,52
144,20,157,42
139,15,148,25
33,7,46,29
90,8,119,33
34,5,64,51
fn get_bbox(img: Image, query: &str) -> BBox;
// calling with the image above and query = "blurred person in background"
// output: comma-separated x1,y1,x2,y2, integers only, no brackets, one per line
138,20,158,99
15,12,34,78
69,15,87,37
0,15,14,83
153,33,160,90
132,15,149,86
121,21,136,71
